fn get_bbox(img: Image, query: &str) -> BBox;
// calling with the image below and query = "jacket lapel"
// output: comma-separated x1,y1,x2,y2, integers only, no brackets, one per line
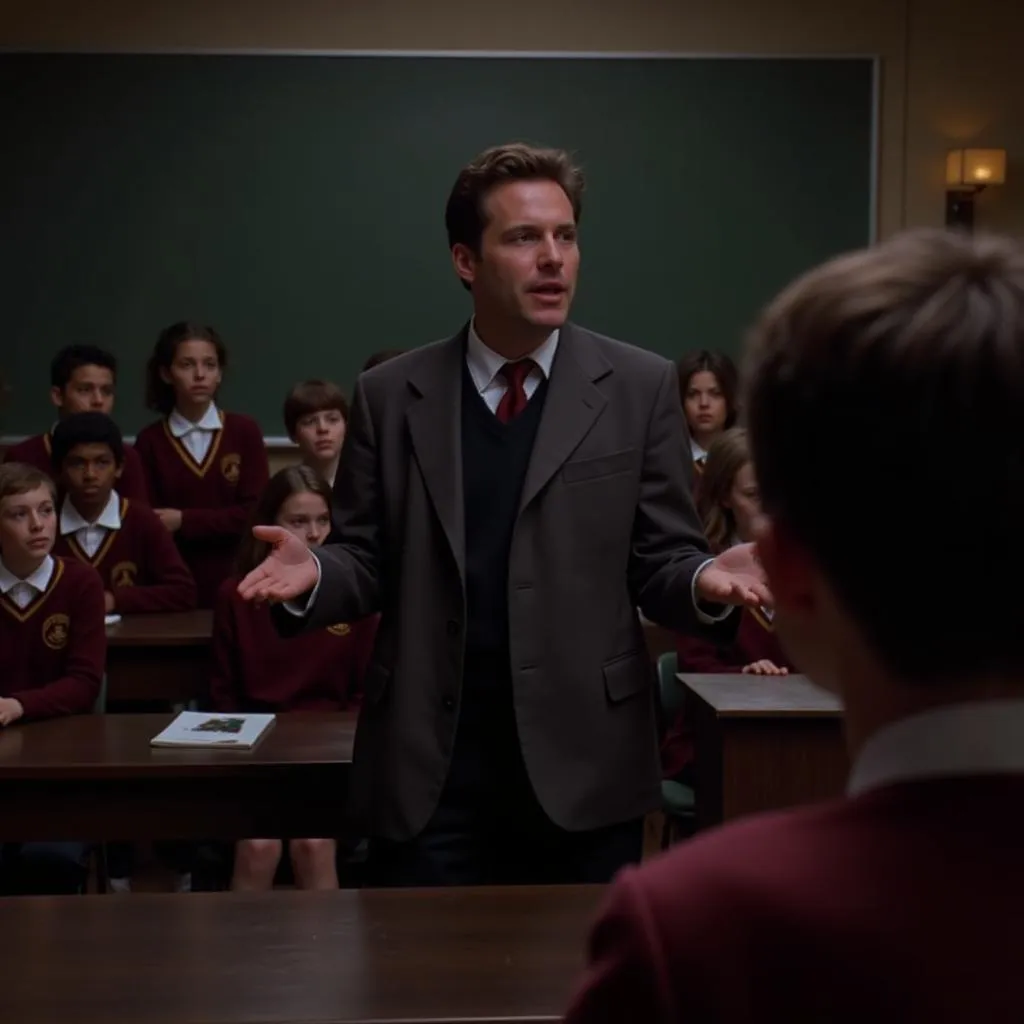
519,323,611,512
406,330,467,580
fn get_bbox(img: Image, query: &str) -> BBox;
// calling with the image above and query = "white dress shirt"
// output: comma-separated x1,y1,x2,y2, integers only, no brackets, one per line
168,404,221,463
0,555,55,611
60,491,121,557
690,438,708,463
288,327,729,623
847,699,1024,796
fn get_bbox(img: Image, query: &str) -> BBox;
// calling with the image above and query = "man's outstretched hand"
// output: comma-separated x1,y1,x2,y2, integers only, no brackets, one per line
236,526,318,604
695,542,772,609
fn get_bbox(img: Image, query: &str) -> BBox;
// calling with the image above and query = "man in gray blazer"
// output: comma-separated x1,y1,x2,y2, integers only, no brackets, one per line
239,143,767,886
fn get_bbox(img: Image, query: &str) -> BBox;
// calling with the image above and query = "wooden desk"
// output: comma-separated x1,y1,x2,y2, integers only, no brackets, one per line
684,674,847,829
105,609,213,703
0,712,355,841
2,886,599,1024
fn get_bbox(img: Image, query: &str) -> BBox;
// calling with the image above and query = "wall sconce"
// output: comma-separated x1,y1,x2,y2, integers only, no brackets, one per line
945,148,1007,231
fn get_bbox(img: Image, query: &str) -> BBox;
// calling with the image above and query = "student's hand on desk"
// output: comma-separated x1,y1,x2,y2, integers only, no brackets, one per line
237,526,318,604
743,659,788,676
155,508,183,532
0,698,24,726
696,542,772,608
104,591,116,614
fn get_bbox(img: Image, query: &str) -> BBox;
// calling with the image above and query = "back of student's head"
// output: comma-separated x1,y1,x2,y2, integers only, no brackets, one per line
145,321,227,415
50,345,117,390
745,228,1024,685
235,464,333,576
50,412,125,471
0,462,56,505
676,349,739,425
698,427,751,553
282,380,349,437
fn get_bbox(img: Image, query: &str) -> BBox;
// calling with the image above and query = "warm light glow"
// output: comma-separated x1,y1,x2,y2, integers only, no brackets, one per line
946,148,1007,187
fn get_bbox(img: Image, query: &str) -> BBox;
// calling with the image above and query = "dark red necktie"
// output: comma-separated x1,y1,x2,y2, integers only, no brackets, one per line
495,359,535,423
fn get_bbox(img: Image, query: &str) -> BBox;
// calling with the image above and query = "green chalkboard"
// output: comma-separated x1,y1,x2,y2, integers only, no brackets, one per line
0,53,874,437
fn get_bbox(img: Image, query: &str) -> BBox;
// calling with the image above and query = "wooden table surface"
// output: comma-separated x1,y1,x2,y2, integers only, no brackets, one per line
106,609,215,647
2,885,601,1024
682,673,847,829
0,712,356,840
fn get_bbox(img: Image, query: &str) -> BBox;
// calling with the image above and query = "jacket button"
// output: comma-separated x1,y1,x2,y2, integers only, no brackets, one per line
446,620,460,636
442,695,456,711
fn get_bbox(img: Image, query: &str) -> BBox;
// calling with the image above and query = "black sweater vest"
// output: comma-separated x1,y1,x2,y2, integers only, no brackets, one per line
461,362,549,660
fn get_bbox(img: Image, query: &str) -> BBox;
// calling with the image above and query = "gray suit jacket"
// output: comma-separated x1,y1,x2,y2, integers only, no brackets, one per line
283,323,722,840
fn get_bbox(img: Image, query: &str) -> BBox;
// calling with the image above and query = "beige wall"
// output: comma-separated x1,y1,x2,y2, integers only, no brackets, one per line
3,0,1022,235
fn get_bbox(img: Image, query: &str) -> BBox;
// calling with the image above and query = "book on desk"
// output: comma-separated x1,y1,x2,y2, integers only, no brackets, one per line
150,711,276,750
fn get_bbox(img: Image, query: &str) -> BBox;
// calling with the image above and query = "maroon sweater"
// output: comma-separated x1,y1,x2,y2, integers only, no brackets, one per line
134,412,269,608
565,776,1024,1023
209,576,377,712
0,556,105,719
662,608,792,778
3,432,150,504
53,497,197,614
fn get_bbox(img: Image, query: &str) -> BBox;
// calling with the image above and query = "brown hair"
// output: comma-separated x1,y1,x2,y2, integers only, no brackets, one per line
361,349,405,373
697,428,751,554
0,462,57,504
677,350,739,430
282,380,349,438
445,143,585,255
745,228,1024,684
235,465,333,576
145,321,228,415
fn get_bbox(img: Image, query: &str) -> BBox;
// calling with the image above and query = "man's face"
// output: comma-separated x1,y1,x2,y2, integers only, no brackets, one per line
454,179,580,332
52,364,115,416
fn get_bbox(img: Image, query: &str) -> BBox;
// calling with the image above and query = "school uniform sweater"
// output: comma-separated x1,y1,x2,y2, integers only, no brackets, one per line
0,557,105,719
134,412,268,607
209,576,376,712
3,432,150,504
53,496,196,614
662,606,792,778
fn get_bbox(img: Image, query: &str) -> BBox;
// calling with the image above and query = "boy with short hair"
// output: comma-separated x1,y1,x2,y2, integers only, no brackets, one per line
282,380,348,488
0,461,105,894
3,345,149,503
564,229,1024,1022
51,413,196,614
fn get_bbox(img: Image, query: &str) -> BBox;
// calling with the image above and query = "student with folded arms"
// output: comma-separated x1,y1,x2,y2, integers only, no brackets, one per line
51,413,196,614
134,322,268,607
210,465,376,890
3,345,149,503
565,230,1024,1023
0,462,104,894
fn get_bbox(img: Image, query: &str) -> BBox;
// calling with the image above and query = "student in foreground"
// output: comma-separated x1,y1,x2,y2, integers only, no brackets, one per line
210,465,376,890
0,462,105,895
3,345,150,503
564,229,1024,1023
51,413,196,614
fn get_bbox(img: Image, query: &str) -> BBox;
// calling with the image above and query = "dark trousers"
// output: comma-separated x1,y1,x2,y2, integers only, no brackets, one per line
367,653,643,887
0,841,91,895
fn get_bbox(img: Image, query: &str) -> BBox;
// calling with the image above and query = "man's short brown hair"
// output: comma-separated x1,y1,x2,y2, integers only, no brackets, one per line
745,229,1024,684
282,380,349,438
0,462,56,504
445,142,585,253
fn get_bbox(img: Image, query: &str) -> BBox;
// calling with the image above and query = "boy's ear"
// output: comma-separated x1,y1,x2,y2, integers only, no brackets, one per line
114,463,123,480
50,386,66,410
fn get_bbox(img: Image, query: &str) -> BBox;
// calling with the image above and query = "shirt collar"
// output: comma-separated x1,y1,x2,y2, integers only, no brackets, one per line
60,490,121,535
0,554,54,595
465,320,559,394
848,699,1024,796
168,403,221,437
690,438,708,461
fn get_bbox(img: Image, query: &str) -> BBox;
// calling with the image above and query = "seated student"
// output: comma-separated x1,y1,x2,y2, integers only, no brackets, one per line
0,462,104,895
50,413,196,614
134,322,269,608
3,345,149,503
676,349,737,481
210,465,376,890
283,380,348,488
565,230,1024,1023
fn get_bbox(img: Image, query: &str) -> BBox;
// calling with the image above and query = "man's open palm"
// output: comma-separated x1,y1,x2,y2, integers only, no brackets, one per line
236,526,318,604
695,541,772,609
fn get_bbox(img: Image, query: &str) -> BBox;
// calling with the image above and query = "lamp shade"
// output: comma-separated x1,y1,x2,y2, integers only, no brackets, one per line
946,148,1007,187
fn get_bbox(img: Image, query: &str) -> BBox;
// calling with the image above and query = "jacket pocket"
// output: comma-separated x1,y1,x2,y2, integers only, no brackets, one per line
562,448,637,485
602,650,652,703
